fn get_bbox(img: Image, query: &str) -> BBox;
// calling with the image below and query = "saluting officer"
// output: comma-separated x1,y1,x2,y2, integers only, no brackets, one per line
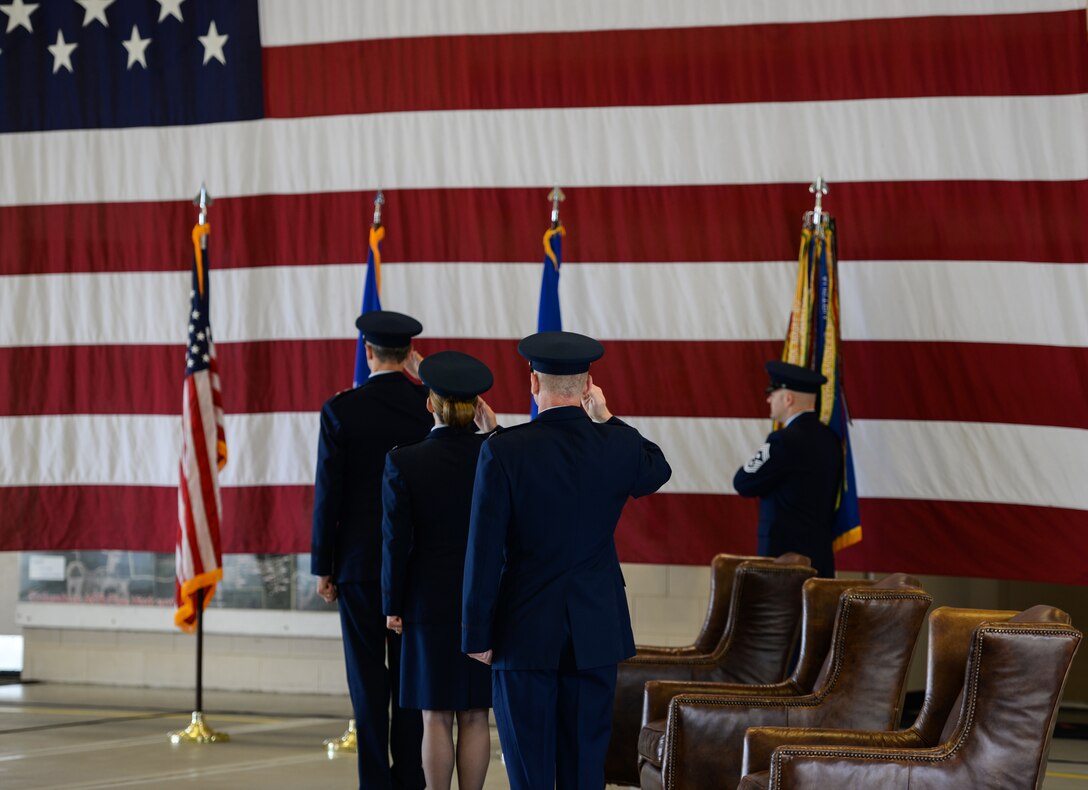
733,360,843,578
311,310,428,790
382,351,498,790
462,331,672,789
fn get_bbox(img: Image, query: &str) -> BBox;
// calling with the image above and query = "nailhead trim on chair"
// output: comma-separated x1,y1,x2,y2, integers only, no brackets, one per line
767,625,1082,785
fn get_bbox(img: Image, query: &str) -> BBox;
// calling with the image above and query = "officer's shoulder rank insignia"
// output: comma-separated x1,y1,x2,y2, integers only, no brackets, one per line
744,442,771,473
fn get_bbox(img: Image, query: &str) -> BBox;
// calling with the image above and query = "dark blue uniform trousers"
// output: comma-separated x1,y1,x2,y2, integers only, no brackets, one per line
337,582,424,790
492,645,618,789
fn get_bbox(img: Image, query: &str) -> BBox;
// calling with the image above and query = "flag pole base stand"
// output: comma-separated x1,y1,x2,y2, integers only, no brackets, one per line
169,711,230,744
323,719,357,753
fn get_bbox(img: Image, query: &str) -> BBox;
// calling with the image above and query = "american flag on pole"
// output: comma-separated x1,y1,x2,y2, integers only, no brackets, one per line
2,1,1088,585
175,221,226,632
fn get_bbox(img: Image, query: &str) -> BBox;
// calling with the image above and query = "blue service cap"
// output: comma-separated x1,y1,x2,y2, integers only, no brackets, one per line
355,310,422,347
765,360,827,394
419,351,493,400
518,331,604,375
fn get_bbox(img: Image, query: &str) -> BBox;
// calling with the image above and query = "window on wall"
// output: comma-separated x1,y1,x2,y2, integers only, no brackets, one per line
0,635,22,673
19,553,335,613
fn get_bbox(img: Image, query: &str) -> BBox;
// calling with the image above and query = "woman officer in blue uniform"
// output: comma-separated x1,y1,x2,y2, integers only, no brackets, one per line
381,351,497,790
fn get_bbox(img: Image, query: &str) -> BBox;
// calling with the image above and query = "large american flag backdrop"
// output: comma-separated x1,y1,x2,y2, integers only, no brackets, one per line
2,1,1087,584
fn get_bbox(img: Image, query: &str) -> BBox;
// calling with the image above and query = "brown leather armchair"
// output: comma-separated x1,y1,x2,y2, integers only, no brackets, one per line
737,605,1081,790
607,554,815,785
637,574,931,790
635,553,769,659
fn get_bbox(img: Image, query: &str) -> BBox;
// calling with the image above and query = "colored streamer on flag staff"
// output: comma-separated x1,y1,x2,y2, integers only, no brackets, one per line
782,190,862,551
354,196,386,387
176,221,227,631
532,190,566,418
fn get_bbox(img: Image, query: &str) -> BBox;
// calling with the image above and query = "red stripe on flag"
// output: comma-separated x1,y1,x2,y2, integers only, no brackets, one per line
836,498,1088,585
196,371,224,557
4,486,1088,584
7,339,1088,430
4,181,1087,276
177,458,197,571
616,493,760,564
263,12,1088,118
182,377,209,577
0,485,311,554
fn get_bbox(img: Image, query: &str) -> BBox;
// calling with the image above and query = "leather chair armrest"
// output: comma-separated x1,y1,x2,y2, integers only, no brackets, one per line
642,679,798,726
742,727,927,778
611,661,713,784
626,649,719,666
657,692,816,789
634,645,705,658
771,746,923,789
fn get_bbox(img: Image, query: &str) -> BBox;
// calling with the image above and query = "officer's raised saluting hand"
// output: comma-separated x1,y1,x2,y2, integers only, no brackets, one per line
581,376,614,423
474,397,497,432
404,349,424,380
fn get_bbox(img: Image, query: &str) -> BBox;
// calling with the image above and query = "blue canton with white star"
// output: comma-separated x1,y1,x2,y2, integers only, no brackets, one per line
186,246,214,376
0,0,263,133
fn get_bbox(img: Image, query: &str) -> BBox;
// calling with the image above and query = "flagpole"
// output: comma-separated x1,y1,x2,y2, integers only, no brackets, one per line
531,186,566,417
170,184,228,745
805,176,830,236
325,193,387,754
548,185,564,230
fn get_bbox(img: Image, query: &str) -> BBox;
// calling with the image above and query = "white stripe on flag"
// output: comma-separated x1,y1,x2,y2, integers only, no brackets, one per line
5,95,1087,206
190,371,222,572
7,412,1088,512
257,0,1083,46
6,261,1088,347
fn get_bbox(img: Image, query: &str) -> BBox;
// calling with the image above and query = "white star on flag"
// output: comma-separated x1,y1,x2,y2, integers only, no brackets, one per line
198,19,228,65
155,0,184,23
122,25,151,69
191,310,200,319
0,0,39,34
48,29,77,73
75,0,114,28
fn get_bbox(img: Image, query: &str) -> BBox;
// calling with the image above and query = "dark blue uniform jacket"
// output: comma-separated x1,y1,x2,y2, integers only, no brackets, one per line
381,425,488,623
732,411,842,578
311,372,431,583
462,406,672,670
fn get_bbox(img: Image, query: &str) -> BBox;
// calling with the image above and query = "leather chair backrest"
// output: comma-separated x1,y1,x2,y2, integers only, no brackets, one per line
691,554,764,654
937,604,1073,746
921,606,1080,790
709,555,817,684
788,578,872,692
912,607,1017,745
802,574,931,731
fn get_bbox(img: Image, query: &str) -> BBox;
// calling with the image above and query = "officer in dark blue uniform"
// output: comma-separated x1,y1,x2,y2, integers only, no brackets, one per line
311,310,429,790
381,351,497,790
733,360,842,578
461,331,672,789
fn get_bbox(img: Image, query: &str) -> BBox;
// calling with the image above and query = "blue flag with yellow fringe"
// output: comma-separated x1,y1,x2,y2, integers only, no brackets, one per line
784,217,862,551
353,224,384,387
531,223,565,417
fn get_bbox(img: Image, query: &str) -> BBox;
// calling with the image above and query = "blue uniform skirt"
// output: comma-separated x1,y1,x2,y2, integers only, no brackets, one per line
399,621,493,711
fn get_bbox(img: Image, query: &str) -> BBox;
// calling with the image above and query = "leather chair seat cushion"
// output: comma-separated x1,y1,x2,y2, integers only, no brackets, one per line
737,770,771,789
638,718,668,768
